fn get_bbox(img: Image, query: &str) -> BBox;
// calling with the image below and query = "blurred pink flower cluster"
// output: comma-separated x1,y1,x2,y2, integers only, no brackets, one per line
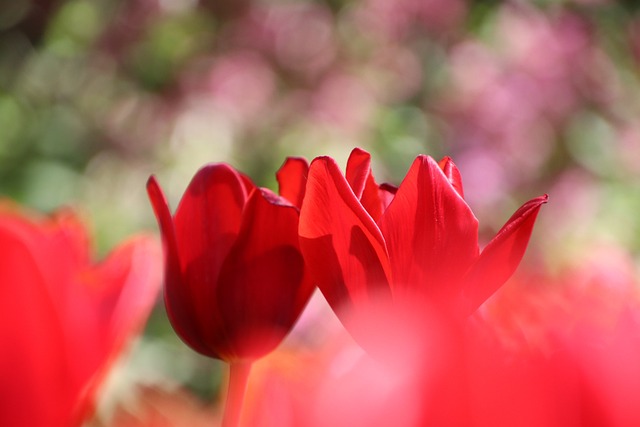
437,5,621,208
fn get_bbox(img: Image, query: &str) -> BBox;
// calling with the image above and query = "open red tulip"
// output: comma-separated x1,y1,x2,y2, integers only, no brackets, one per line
299,148,547,332
146,158,314,362
0,206,161,427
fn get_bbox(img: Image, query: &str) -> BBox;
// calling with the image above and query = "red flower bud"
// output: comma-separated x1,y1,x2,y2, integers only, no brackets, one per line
147,159,314,362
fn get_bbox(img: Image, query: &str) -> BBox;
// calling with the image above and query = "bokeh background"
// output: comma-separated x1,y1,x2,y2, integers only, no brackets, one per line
2,0,640,423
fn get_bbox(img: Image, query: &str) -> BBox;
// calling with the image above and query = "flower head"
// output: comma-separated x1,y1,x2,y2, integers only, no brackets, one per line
299,148,546,338
147,158,314,362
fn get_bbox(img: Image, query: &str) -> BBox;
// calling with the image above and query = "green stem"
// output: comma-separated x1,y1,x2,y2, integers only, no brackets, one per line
221,361,252,427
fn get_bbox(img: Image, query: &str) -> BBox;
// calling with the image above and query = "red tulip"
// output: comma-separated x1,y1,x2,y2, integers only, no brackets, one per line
299,148,547,334
0,206,161,427
148,159,314,427
146,158,314,362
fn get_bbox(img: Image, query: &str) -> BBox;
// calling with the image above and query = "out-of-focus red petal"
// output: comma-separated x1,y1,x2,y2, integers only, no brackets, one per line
379,155,479,298
98,236,162,347
461,195,548,315
239,171,257,194
0,221,69,427
575,310,640,426
345,148,384,222
216,189,314,361
438,157,464,199
0,211,101,424
0,209,89,290
299,157,392,320
460,324,579,427
147,176,211,356
276,157,309,209
71,235,162,422
0,208,161,427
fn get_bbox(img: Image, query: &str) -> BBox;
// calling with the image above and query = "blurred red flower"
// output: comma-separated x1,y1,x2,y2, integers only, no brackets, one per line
146,158,314,362
299,148,546,343
0,206,161,427
244,273,640,427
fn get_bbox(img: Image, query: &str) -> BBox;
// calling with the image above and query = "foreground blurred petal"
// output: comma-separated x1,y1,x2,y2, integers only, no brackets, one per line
0,208,161,427
0,222,68,426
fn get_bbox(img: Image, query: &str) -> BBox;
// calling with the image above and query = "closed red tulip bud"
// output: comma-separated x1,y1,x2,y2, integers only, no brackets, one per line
146,159,314,363
0,206,161,427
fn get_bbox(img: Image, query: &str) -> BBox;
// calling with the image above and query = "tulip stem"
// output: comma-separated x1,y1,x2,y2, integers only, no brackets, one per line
221,361,252,427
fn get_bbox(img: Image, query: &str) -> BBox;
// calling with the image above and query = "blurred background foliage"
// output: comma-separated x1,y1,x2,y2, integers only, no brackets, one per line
2,0,640,419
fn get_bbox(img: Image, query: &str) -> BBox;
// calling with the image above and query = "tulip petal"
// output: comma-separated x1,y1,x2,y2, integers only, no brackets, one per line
216,189,314,360
174,164,248,288
276,157,309,209
345,148,371,200
0,209,160,426
438,157,464,199
100,236,162,342
0,212,110,416
0,221,69,427
147,176,211,356
461,195,548,315
174,165,250,356
73,235,162,421
378,155,479,298
299,157,392,319
378,183,397,212
346,148,384,221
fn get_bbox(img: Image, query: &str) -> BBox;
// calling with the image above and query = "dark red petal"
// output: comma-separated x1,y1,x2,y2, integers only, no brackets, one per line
438,157,464,199
461,195,548,315
299,156,392,319
378,155,479,298
146,176,212,356
346,148,384,221
174,164,250,355
276,157,309,209
174,164,248,286
216,189,314,360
